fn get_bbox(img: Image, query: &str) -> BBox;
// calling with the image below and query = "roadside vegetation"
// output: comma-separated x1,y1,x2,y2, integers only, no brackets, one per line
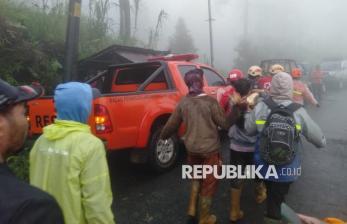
0,0,189,180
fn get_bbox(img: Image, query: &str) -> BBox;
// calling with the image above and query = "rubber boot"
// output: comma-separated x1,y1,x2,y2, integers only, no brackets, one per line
186,181,200,224
255,182,267,204
198,196,217,224
264,217,283,224
229,188,244,222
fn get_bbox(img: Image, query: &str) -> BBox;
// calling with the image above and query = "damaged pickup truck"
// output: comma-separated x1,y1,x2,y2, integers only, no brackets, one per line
27,54,226,172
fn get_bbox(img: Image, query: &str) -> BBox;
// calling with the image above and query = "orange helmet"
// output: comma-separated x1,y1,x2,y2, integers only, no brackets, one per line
291,68,302,78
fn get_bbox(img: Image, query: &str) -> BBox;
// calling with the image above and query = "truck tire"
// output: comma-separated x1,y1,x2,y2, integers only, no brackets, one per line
148,126,179,172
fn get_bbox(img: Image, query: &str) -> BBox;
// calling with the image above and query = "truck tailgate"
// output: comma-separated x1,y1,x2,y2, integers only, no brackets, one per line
27,98,56,135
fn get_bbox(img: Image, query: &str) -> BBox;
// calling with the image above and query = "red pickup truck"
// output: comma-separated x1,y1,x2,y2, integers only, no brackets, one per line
28,54,226,171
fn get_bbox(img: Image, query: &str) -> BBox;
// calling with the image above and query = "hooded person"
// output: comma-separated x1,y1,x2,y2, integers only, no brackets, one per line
30,82,115,224
160,69,234,224
244,72,326,224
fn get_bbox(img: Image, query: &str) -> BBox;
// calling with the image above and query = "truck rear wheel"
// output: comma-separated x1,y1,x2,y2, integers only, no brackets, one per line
148,126,179,172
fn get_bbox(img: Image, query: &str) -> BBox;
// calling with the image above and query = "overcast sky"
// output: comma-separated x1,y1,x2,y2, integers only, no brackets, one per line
135,0,243,70
131,0,347,71
75,0,347,71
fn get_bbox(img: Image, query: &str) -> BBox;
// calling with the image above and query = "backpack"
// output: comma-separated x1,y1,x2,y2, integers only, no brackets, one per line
259,98,302,165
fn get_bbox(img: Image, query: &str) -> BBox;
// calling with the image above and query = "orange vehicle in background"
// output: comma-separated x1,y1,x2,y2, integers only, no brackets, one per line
27,54,227,171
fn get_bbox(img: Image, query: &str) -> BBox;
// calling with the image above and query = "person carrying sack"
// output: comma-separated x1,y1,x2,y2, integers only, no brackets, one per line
227,78,267,223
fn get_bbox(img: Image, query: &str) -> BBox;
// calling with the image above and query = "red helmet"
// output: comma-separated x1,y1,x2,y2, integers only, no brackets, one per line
228,69,244,82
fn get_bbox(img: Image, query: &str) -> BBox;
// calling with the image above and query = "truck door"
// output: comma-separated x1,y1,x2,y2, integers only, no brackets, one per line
200,67,226,98
175,65,226,98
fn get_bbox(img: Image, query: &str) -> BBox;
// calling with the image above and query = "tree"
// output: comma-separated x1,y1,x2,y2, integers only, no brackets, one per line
133,0,141,34
169,18,196,54
0,16,63,92
119,0,131,42
147,9,167,49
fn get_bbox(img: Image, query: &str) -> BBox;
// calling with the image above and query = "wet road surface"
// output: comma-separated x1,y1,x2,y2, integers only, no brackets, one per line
108,90,347,224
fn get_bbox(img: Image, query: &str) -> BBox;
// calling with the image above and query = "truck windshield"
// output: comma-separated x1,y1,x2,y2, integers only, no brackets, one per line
261,60,297,74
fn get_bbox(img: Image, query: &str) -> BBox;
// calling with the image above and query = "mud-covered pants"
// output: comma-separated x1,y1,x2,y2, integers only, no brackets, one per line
187,151,221,197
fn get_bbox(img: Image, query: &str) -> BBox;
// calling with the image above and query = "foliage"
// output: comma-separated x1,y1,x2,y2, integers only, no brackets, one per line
7,145,32,182
0,16,63,92
0,0,123,90
0,0,169,91
169,18,196,54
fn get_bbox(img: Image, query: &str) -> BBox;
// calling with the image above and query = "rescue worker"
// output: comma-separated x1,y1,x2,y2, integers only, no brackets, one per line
0,78,64,224
244,72,326,224
160,69,233,224
30,82,115,224
247,65,263,89
228,69,244,86
227,78,267,223
310,65,324,102
291,68,319,107
219,69,244,115
258,64,285,91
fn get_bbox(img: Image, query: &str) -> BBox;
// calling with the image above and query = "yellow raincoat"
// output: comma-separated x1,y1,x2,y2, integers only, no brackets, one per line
30,120,115,224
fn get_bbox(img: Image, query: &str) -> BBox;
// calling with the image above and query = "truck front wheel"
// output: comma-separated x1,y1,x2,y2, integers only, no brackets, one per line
148,126,179,172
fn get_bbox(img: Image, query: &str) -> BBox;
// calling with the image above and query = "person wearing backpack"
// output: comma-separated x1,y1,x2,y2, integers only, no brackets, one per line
244,72,326,224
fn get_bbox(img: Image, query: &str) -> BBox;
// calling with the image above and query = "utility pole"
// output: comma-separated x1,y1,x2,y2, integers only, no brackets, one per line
207,0,215,67
64,0,81,82
244,0,249,40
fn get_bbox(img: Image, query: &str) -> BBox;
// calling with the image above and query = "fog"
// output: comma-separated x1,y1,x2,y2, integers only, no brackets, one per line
25,0,347,72
131,0,347,71
132,0,243,70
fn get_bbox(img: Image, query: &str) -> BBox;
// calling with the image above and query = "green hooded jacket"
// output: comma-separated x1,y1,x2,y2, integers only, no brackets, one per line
30,120,115,224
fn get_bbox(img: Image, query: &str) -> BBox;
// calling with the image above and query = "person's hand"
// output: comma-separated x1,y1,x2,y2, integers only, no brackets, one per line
229,92,241,106
239,97,252,112
245,92,260,110
298,214,325,224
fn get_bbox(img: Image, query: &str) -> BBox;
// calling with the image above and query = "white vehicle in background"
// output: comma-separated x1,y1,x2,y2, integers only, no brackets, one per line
321,60,347,90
